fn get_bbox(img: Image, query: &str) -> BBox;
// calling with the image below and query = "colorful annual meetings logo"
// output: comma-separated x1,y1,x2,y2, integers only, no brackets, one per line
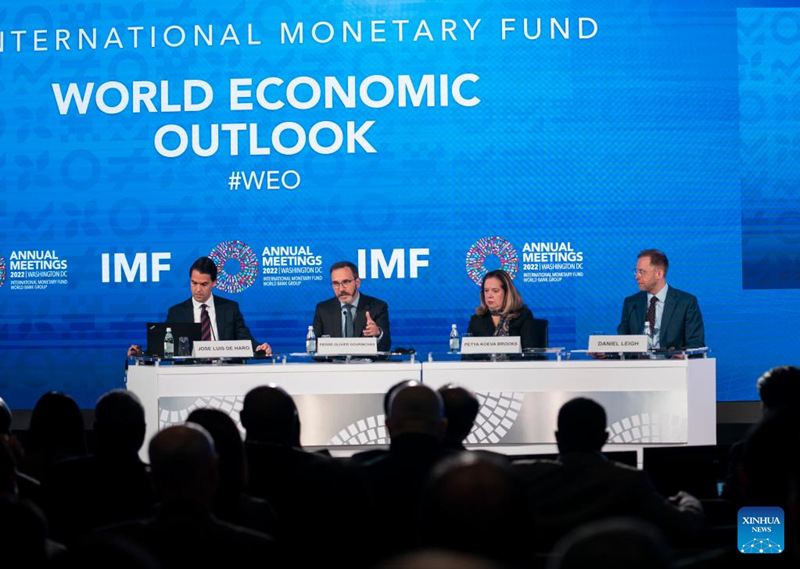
0,256,6,288
209,240,258,294
738,507,784,554
465,236,519,285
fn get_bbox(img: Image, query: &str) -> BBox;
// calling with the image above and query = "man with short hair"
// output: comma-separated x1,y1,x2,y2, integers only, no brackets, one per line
241,384,371,568
514,397,703,550
128,256,270,356
97,424,279,568
617,249,704,350
437,384,480,452
312,260,391,352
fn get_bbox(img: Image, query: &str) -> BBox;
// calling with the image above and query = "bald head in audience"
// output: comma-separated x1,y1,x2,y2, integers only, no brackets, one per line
148,424,218,505
386,383,447,440
240,384,301,447
422,453,527,563
548,517,674,569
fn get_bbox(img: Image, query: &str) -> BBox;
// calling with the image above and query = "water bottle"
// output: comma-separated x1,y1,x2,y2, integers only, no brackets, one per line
449,324,460,353
306,325,317,354
643,321,653,352
163,327,174,359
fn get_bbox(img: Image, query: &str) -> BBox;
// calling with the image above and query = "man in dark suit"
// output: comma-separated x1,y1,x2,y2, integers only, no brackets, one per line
241,385,372,568
128,256,270,356
312,260,391,352
617,249,704,350
514,398,703,551
96,424,280,569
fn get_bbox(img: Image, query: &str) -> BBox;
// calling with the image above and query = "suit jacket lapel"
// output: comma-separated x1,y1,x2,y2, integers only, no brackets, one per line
214,300,225,340
179,300,194,321
660,287,677,343
354,297,367,336
328,299,344,337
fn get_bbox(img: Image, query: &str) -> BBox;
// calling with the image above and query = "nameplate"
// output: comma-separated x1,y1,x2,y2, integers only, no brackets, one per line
588,335,648,353
192,340,254,358
460,336,522,355
316,337,378,356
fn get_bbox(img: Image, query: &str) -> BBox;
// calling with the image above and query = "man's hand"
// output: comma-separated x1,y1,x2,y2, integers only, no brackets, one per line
362,311,381,338
255,342,272,355
128,344,143,357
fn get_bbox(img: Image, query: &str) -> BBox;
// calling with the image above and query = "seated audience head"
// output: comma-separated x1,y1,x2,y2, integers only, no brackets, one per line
555,397,608,453
548,517,673,569
27,391,87,457
386,383,446,440
0,397,11,436
756,365,800,415
742,410,800,509
384,379,419,415
437,384,480,448
476,269,524,317
186,408,246,497
148,424,218,505
240,384,300,447
93,389,146,455
422,453,527,564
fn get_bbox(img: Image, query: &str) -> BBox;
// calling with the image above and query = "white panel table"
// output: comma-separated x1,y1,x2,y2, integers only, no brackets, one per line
126,357,715,460
421,358,716,449
126,360,422,458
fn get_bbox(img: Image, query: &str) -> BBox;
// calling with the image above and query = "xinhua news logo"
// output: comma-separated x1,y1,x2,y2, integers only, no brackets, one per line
738,507,784,554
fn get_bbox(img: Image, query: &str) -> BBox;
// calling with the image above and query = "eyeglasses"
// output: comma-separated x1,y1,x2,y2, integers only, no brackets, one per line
634,269,655,276
331,279,354,288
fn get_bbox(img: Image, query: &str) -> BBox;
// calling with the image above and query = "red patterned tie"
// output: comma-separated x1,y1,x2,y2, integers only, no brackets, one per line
646,296,657,332
200,304,212,341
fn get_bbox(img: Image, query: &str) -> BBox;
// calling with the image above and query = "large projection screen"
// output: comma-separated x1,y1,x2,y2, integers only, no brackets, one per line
1,1,798,407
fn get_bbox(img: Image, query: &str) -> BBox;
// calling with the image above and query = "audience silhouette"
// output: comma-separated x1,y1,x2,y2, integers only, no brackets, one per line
99,423,279,568
514,397,703,550
41,389,154,545
2,363,795,567
722,365,800,506
421,452,528,566
17,391,87,483
360,382,455,560
241,384,370,568
436,384,480,452
186,407,277,535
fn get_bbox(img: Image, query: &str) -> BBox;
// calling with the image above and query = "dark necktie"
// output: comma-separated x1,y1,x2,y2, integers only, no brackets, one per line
200,304,212,341
646,296,657,332
344,304,354,337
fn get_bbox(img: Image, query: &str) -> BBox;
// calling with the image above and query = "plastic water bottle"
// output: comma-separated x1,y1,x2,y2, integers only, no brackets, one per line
306,325,317,354
643,322,653,351
164,327,174,359
449,324,460,353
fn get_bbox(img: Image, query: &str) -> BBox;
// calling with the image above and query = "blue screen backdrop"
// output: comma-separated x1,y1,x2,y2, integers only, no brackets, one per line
1,1,798,407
